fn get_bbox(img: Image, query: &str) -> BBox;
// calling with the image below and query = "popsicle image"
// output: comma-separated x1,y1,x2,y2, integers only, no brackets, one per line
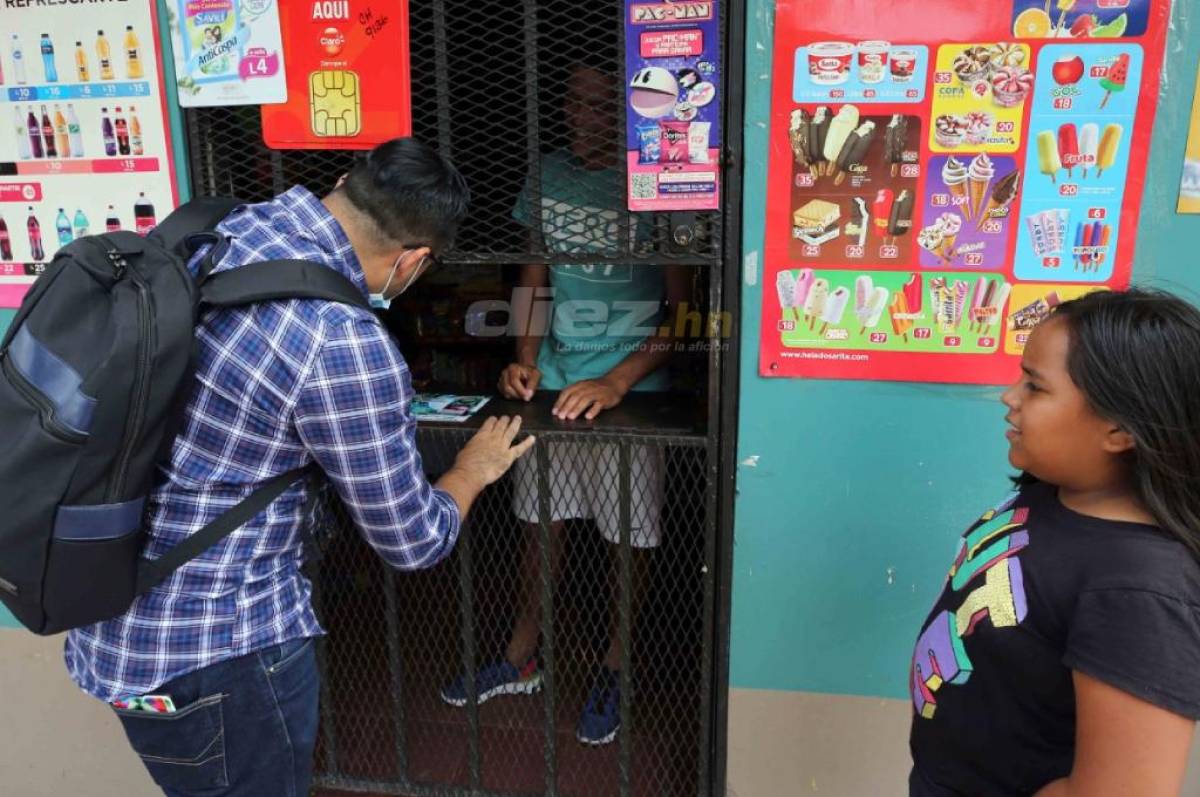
983,281,1011,334
822,105,860,178
1099,53,1129,110
942,157,969,218
793,268,816,313
809,106,831,178
855,276,889,333
953,280,970,331
967,153,994,222
887,190,914,246
1055,0,1076,33
803,278,830,329
818,286,850,335
1078,123,1099,179
776,270,798,321
1095,224,1112,269
834,120,876,186
851,196,870,247
889,292,913,343
977,169,1020,230
872,188,894,240
1037,130,1062,183
969,278,990,333
1073,222,1087,270
902,273,923,319
886,114,908,177
789,109,812,172
1096,123,1123,177
1058,123,1079,179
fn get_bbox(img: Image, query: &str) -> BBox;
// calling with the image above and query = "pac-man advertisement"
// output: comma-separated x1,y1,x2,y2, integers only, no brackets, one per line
262,0,411,150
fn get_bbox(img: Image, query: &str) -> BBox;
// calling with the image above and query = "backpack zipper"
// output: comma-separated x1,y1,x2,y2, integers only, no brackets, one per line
107,252,153,502
1,354,88,445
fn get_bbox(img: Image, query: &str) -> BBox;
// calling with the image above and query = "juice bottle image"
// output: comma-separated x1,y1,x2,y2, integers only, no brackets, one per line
75,41,90,82
129,106,143,156
53,105,70,159
123,26,143,80
101,107,116,156
55,208,72,248
114,106,130,155
14,106,32,160
26,108,43,158
10,35,27,85
96,30,114,81
0,216,12,261
40,104,57,159
73,209,89,239
105,205,121,232
27,209,44,261
40,34,58,83
134,193,156,235
66,104,84,157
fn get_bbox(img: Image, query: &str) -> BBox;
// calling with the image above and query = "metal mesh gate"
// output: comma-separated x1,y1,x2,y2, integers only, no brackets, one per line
182,1,737,795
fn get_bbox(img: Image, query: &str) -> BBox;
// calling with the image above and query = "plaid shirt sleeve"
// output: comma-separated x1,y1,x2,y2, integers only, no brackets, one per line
294,314,460,570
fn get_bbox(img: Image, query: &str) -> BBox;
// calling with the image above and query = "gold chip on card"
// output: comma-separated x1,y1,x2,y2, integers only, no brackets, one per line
309,70,361,137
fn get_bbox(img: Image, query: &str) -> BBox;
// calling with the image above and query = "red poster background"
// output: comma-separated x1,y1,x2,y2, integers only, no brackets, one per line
760,1,1170,384
261,0,412,150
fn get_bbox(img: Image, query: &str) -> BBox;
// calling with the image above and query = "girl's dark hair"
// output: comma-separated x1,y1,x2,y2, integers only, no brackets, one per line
1032,289,1200,558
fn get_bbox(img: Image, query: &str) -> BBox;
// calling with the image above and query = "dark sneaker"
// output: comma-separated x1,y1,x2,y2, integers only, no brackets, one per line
439,657,542,707
576,667,621,746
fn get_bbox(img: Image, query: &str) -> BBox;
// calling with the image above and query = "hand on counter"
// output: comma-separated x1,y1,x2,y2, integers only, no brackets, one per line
498,363,542,401
552,376,627,421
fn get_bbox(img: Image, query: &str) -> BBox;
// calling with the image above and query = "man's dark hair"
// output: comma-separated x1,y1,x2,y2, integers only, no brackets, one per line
340,138,470,253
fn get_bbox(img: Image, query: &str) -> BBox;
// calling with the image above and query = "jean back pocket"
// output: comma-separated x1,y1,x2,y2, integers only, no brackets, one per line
115,693,228,792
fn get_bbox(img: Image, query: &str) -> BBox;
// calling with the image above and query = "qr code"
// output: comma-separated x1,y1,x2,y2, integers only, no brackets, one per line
631,173,658,200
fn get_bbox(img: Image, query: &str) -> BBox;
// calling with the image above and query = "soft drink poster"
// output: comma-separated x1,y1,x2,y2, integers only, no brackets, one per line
759,0,1171,385
261,0,412,150
0,0,179,309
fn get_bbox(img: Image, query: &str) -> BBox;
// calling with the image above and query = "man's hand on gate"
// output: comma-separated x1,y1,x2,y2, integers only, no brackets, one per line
452,416,536,489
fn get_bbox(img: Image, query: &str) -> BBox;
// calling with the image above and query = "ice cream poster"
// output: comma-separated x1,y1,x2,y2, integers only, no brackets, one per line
1179,65,1200,215
624,0,721,211
168,0,288,107
760,0,1171,385
261,0,412,150
0,0,179,309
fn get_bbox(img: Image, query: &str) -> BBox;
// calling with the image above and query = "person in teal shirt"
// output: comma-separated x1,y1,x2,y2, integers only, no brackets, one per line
440,60,689,746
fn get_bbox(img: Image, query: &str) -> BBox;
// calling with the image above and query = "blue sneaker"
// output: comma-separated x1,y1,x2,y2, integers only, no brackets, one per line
440,657,542,707
576,667,621,746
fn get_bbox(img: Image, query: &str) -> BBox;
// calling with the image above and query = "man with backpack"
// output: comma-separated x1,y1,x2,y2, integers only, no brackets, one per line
3,138,533,795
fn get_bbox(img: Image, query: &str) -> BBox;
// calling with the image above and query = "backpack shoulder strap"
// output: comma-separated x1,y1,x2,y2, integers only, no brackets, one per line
199,259,371,310
135,465,318,595
148,196,243,253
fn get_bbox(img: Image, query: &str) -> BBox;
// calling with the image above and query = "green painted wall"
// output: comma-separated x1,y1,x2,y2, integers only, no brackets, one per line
729,1,1200,699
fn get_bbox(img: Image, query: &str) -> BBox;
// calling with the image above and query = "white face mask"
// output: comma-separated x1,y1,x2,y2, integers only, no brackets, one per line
369,253,425,311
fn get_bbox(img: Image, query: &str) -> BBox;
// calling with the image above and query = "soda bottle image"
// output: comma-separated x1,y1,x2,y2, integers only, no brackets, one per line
73,209,89,239
129,106,144,156
105,205,121,232
75,41,90,82
40,105,57,159
10,35,27,86
134,193,156,235
101,108,116,156
26,108,43,158
53,105,70,159
96,30,114,81
66,104,84,157
14,106,32,160
40,34,58,83
55,208,72,248
114,107,130,156
27,209,44,262
124,26,143,80
0,216,12,261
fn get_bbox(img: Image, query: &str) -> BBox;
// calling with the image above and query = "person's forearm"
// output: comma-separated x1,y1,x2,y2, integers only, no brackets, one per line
603,333,675,393
435,466,485,520
514,263,548,367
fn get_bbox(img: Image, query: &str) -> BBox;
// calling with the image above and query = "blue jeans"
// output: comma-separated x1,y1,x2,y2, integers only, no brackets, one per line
113,637,320,796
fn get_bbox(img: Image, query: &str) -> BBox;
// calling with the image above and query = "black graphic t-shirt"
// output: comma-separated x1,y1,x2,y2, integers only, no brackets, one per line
909,481,1200,796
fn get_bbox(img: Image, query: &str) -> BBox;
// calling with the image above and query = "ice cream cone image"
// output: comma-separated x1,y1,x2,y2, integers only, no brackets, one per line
967,154,994,223
976,169,1020,231
940,234,958,264
942,157,970,220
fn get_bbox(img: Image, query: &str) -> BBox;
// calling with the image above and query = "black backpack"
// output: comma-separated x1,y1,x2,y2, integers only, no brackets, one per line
0,197,370,635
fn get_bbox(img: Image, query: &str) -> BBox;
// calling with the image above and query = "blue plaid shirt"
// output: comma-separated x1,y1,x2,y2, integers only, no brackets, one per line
65,186,460,702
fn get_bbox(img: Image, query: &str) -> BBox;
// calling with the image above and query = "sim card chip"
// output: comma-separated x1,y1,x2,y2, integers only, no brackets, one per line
309,70,361,137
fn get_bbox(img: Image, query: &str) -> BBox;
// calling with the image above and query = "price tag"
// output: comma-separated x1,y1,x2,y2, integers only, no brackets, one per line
845,244,864,258
802,244,821,257
1053,97,1073,110
1088,207,1106,219
880,245,899,259
1043,257,1061,268
1059,183,1079,197
778,320,795,332
869,332,888,344
914,327,932,340
944,336,961,347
